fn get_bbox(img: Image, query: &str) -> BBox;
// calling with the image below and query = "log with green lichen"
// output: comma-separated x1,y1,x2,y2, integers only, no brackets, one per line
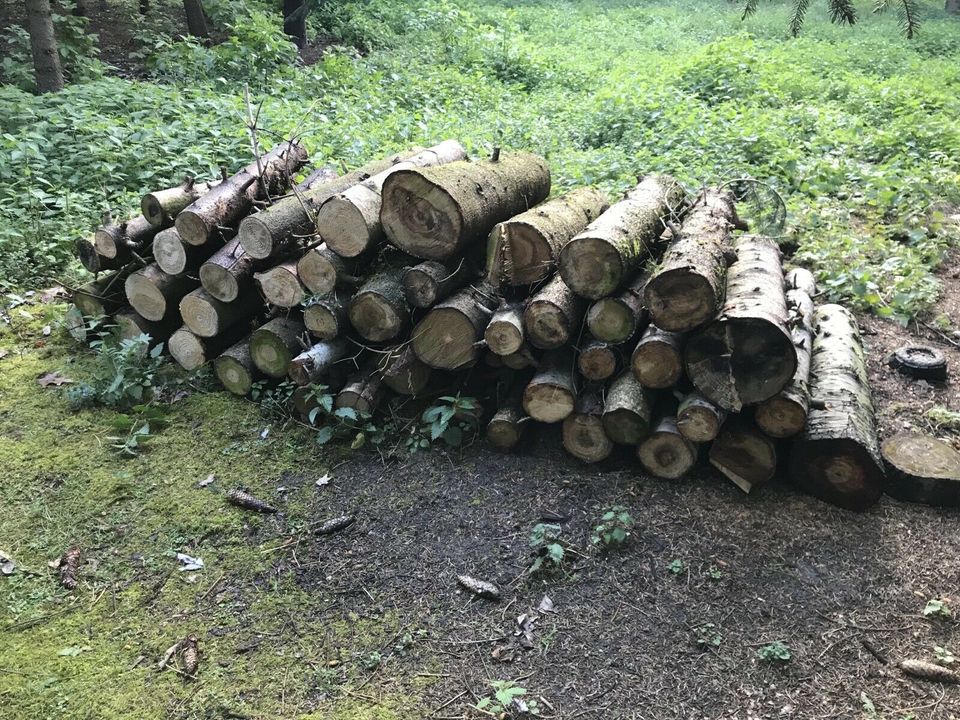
586,271,648,343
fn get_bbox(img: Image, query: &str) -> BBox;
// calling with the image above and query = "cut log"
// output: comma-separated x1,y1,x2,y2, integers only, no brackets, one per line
709,423,777,494
755,270,816,438
523,274,584,350
303,293,348,340
788,304,884,511
115,309,179,347
602,372,653,445
402,258,473,309
522,349,576,423
486,404,528,451
288,337,350,386
124,263,198,322
176,141,308,246
179,287,258,338
676,393,725,443
214,337,261,396
637,413,697,480
484,302,525,356
631,324,684,389
76,234,115,273
169,324,248,371
249,317,307,378
881,433,960,508
199,237,258,303
298,243,363,296
73,271,129,317
411,285,498,369
335,373,385,416
153,226,225,276
94,214,162,265
65,305,92,342
502,345,538,370
255,260,305,308
348,268,409,343
377,344,431,395
318,140,467,258
141,177,216,227
644,188,737,332
685,235,797,412
381,152,551,261
577,338,622,382
562,386,614,463
586,272,648,343
488,187,609,286
559,175,685,299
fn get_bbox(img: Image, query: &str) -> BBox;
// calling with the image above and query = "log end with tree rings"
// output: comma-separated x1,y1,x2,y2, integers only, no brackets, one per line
348,290,405,343
255,264,304,308
179,289,221,338
708,424,777,494
169,327,208,371
174,210,211,247
298,245,344,296
304,300,344,341
644,270,715,333
501,221,553,285
676,394,724,443
486,407,526,451
754,394,807,439
125,269,170,322
522,351,576,423
637,415,697,480
881,433,960,507
577,340,619,382
316,195,373,258
381,170,462,260
199,262,241,304
631,325,683,389
484,307,524,356
237,214,275,260
412,306,476,369
789,437,885,511
153,228,188,275
558,236,623,300
215,340,257,396
76,236,104,273
586,297,638,344
250,318,305,379
93,224,123,260
524,298,571,350
562,407,614,463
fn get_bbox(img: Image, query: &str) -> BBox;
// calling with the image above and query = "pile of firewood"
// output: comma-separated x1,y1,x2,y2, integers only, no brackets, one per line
67,139,891,512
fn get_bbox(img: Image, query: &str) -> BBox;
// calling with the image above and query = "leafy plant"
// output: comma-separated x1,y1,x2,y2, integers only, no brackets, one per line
923,598,952,619
69,332,169,411
668,559,685,575
107,404,169,456
590,506,634,549
474,679,539,717
528,523,565,575
934,645,956,665
694,623,723,649
419,394,479,449
757,641,792,663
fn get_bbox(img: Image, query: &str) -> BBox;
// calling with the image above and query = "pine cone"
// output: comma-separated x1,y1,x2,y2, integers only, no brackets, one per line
226,488,276,513
900,659,959,684
316,515,355,535
181,635,200,678
59,547,81,590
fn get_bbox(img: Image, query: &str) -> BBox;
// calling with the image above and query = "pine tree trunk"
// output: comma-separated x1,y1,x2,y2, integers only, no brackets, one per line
288,338,350,386
298,243,363,295
141,177,216,227
94,215,163,265
26,0,64,93
402,258,473,309
304,293,347,340
523,274,584,350
255,260,305,308
283,0,307,48
709,423,777,493
577,338,622,381
199,237,258,303
179,287,259,338
631,324,683,389
559,175,685,299
169,323,249,371
411,285,499,369
602,371,653,445
562,386,614,463
685,235,796,412
676,393,725,443
347,268,410,342
644,188,737,332
154,227,225,276
214,337,261,396
788,304,884,511
381,152,551,261
488,187,609,286
377,344,431,395
484,302,525,356
124,263,199,322
183,0,210,37
637,412,697,480
522,349,577,423
249,317,308,378
585,271,648,343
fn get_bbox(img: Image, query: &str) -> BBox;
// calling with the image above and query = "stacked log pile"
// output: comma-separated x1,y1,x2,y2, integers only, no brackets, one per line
68,140,897,512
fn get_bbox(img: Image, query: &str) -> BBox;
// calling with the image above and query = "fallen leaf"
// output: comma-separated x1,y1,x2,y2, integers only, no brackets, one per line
58,645,91,657
316,473,332,487
259,427,270,439
537,595,555,614
198,474,215,488
0,551,15,576
0,348,8,359
41,325,51,336
175,553,204,572
37,371,73,388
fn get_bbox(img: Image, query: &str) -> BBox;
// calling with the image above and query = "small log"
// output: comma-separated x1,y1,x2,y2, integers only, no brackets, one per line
199,237,258,303
402,258,473,309
318,140,467,258
411,285,499,369
786,267,816,297
523,274,584,350
502,345,538,370
381,152,551,261
115,309,179,347
709,423,777,494
881,433,960,507
644,188,738,332
676,393,725,443
77,234,114,273
637,413,697,480
559,175,685,299
788,304,884,511
631,324,683,389
486,402,528,451
141,177,216,227
214,337,261,396
335,373,385,416
377,344,431,395
249,317,308,378
577,338,622,382
94,214,163,265
153,226,225,276
303,293,348,340
562,386,614,463
169,324,249,371
125,263,199,322
347,268,409,343
602,372,652,445
586,272,648,343
298,243,363,296
484,302,525,356
73,271,129,317
179,287,258,338
488,186,609,286
522,349,576,423
685,235,797,412
288,338,350,386
254,260,305,308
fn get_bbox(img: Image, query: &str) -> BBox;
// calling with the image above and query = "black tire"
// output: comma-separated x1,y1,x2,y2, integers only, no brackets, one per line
888,345,947,382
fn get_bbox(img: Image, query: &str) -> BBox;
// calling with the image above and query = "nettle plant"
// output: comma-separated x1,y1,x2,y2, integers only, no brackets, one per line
590,505,634,549
528,523,565,575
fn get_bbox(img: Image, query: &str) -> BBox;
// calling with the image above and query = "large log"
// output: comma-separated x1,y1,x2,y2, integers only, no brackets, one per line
94,214,163,266
214,337,261,396
709,423,777,494
484,302,525,356
298,243,363,296
676,393,725,443
882,433,960,508
255,260,305,308
176,141,309,246
755,268,816,438
376,344,431,395
601,371,653,445
685,235,796,412
402,259,473,309
141,177,217,227
559,175,685,299
631,324,683,389
288,337,350,386
577,338,622,382
644,189,737,332
487,187,609,286
249,317,307,378
348,268,410,343
411,285,499,369
169,324,249,371
153,226,225,276
522,349,576,423
788,304,884,511
637,412,697,480
303,293,348,340
179,287,258,338
381,152,551,261
317,140,467,258
524,274,584,351
199,237,258,303
124,263,198,322
562,386,614,463
585,272,648,343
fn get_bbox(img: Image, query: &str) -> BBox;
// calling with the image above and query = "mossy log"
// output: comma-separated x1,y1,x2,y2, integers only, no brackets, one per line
523,274,584,350
637,412,697,480
644,188,737,332
488,187,609,286
154,226,225,276
882,433,960,508
522,349,576,423
402,258,473,309
176,141,308,246
318,140,467,258
169,323,249,371
141,177,217,227
559,175,685,299
577,338,623,382
304,293,348,340
709,423,777,494
179,286,259,338
586,272,648,343
214,337,261,396
348,268,410,343
255,260,305,308
381,152,551,261
563,385,614,463
73,270,129,317
298,243,363,296
484,302,525,356
288,337,350,386
411,285,499,369
377,344,431,395
199,237,259,303
602,371,653,445
685,235,796,412
336,372,385,415
124,263,199,322
249,317,308,378
676,393,725,443
631,324,684,389
788,304,884,511
94,214,163,266
115,309,179,347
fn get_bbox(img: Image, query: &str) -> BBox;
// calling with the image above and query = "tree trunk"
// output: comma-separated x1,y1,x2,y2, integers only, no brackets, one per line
199,237,259,303
298,243,363,295
676,393,725,443
249,317,308,378
283,0,307,48
336,373,385,415
73,270,129,317
381,152,551,261
183,0,210,37
94,214,163,265
788,304,884,511
488,187,609,286
709,423,776,493
637,412,697,480
644,188,737,332
485,302,525,356
755,268,816,438
288,338,350,386
26,0,64,93
411,285,498,369
947,0,959,14
559,175,685,299
631,324,683,389
602,371,653,445
402,258,473,309
523,274,584,350
586,271,648,343
115,309,179,348
377,344,431,395
304,293,347,340
141,177,216,227
214,337,261,396
685,235,796,412
562,386,614,463
882,433,960,508
154,226,225,276
577,338,622,381
255,260,305,308
169,324,249,371
318,141,467,258
176,141,308,246
124,263,199,322
347,268,409,343
179,286,259,338
522,349,576,423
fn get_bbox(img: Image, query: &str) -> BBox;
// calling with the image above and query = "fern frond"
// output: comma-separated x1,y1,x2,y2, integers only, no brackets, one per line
741,0,760,20
873,0,890,13
828,0,858,25
896,0,920,38
789,0,812,36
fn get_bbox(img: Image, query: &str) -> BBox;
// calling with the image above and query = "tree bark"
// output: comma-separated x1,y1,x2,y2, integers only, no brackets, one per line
298,243,363,295
26,0,64,93
154,226,225,276
169,323,249,371
637,412,697,480
124,263,199,322
115,309,179,348
411,285,499,369
577,338,622,381
183,0,210,37
676,393,725,443
882,433,960,508
487,187,608,286
176,141,308,246
94,214,163,265
685,235,796,412
255,260,305,308
249,317,308,378
602,371,653,445
522,349,576,423
562,386,614,463
484,302,525,356
214,337,261,396
486,403,528,451
586,271,648,343
199,237,259,303
179,286,259,338
347,268,410,343
523,274,584,350
73,270,129,317
376,344,431,395
644,188,737,332
709,423,776,494
318,141,467,258
559,175,685,299
381,152,551,261
336,372,385,415
141,177,216,227
304,292,347,340
947,0,959,15
631,324,683,389
288,337,350,386
788,304,884,511
402,258,473,309
283,0,307,48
